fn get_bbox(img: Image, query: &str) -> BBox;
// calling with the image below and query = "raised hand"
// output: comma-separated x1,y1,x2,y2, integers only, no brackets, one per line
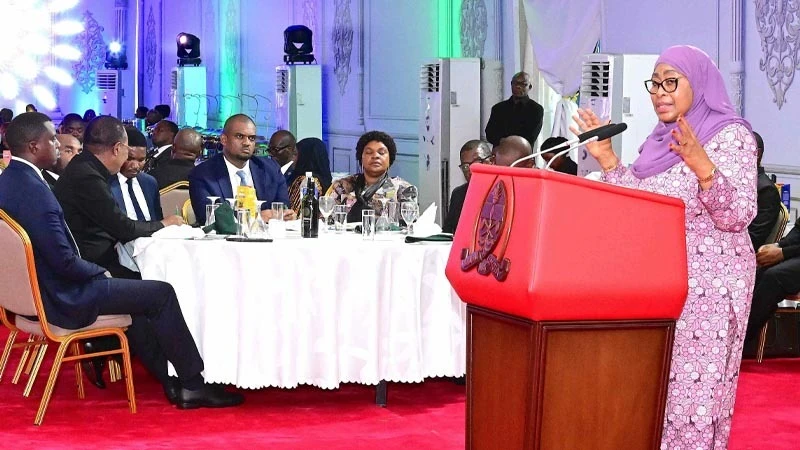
570,108,618,170
669,115,715,187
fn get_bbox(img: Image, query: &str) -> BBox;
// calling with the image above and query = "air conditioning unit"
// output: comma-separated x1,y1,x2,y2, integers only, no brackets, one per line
577,53,659,177
274,64,321,140
170,66,207,128
418,58,481,225
96,70,121,118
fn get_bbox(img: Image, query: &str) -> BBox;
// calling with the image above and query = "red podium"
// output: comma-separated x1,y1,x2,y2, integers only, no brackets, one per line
446,165,688,450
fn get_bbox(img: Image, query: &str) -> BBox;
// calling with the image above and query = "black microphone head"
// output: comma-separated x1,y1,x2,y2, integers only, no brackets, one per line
578,122,627,142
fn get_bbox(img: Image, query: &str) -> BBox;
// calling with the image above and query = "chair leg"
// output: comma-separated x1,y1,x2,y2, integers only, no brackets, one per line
71,342,85,399
23,343,48,397
118,333,137,414
757,322,769,364
13,335,36,384
24,343,41,375
34,343,69,426
0,329,18,382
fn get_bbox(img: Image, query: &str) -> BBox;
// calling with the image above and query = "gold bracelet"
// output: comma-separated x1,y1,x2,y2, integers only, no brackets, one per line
697,167,716,183
601,160,619,172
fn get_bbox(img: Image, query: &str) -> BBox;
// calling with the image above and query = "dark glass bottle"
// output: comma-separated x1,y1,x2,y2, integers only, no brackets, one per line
301,172,319,238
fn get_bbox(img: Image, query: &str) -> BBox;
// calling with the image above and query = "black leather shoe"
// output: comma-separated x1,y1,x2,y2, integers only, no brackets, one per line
80,341,107,390
163,378,181,405
176,385,245,409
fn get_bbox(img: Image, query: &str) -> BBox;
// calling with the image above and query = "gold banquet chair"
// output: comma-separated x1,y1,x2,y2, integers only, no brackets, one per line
0,304,48,396
159,181,190,220
182,198,197,226
756,202,791,363
0,209,136,425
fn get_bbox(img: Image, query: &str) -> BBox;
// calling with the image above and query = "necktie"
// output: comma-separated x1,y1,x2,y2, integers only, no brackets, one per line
126,178,146,221
236,170,250,187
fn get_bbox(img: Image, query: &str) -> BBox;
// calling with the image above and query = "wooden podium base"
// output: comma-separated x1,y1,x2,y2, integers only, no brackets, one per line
467,305,675,450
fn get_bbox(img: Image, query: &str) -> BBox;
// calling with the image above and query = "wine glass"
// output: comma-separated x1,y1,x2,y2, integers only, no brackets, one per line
401,201,419,235
251,200,268,237
319,196,335,231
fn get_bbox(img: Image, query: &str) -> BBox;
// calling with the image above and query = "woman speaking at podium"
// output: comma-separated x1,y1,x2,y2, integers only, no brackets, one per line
573,45,756,450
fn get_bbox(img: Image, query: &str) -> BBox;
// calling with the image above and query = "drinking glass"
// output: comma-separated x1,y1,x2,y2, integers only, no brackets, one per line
271,202,285,221
235,209,251,237
204,204,219,227
401,202,419,235
333,204,347,233
362,209,376,241
386,200,400,229
319,196,336,231
250,200,268,237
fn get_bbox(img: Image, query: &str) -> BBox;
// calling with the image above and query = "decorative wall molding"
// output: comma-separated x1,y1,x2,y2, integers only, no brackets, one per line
303,0,317,43
461,0,488,58
72,10,106,94
729,0,744,115
145,5,157,89
225,0,240,74
333,0,354,96
754,0,800,109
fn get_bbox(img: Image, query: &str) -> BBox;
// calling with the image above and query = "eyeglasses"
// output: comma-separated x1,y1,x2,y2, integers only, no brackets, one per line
267,143,292,154
232,133,257,142
459,157,492,171
644,77,683,94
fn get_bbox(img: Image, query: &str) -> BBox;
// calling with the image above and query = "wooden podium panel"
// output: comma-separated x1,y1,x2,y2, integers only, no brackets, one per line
467,306,674,450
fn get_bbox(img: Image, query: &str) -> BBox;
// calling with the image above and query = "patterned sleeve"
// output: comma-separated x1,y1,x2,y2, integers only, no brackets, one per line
601,164,642,189
696,124,758,233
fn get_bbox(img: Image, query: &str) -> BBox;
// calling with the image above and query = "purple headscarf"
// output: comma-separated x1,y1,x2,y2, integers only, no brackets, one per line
629,45,751,179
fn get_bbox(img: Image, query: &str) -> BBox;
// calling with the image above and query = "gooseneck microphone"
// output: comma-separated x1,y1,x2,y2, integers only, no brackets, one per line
509,122,628,168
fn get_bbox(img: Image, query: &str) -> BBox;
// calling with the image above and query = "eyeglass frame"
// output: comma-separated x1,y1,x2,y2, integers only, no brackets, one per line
267,143,293,155
458,156,493,172
644,77,684,95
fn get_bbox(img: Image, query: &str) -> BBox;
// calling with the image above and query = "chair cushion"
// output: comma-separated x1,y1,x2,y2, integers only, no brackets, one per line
16,314,132,337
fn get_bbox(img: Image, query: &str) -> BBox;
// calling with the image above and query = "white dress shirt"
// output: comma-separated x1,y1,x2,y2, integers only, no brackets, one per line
44,170,59,181
224,156,252,192
281,161,294,175
117,173,152,221
11,156,46,182
153,144,172,159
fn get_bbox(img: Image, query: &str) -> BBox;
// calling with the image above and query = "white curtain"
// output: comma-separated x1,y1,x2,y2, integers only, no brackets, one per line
521,0,603,138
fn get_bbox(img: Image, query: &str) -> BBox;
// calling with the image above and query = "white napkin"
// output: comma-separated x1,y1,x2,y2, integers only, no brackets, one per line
411,203,442,237
152,224,206,239
284,219,301,231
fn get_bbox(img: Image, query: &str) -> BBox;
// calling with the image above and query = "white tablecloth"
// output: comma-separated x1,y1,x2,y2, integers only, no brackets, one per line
132,233,466,389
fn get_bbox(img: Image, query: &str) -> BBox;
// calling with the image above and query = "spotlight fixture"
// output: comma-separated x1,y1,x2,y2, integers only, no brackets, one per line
177,33,202,67
283,25,315,64
104,41,128,69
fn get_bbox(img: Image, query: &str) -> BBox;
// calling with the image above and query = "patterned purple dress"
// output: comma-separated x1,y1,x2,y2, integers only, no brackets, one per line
603,123,757,449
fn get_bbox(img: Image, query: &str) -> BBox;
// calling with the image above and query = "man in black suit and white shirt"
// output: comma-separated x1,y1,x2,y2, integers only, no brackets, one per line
150,128,202,190
143,119,178,173
485,72,544,148
54,116,183,279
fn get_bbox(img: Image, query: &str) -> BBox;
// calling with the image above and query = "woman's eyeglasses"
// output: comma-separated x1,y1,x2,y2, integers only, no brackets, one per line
644,77,683,94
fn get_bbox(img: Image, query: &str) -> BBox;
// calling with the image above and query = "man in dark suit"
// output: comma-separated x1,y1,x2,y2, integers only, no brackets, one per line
143,119,178,173
443,140,492,234
540,136,578,175
189,114,295,224
150,128,202,190
54,116,183,280
485,72,544,147
748,131,781,251
110,127,163,222
0,112,243,408
268,129,298,185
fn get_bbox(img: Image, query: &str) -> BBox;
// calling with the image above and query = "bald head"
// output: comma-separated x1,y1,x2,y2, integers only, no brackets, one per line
268,129,297,166
172,128,203,162
494,136,533,167
55,134,81,173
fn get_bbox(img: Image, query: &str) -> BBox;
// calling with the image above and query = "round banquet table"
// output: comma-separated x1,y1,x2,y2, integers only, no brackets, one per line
132,232,466,389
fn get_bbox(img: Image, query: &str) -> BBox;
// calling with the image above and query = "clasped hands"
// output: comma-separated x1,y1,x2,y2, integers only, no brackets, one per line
756,244,784,267
570,109,715,186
